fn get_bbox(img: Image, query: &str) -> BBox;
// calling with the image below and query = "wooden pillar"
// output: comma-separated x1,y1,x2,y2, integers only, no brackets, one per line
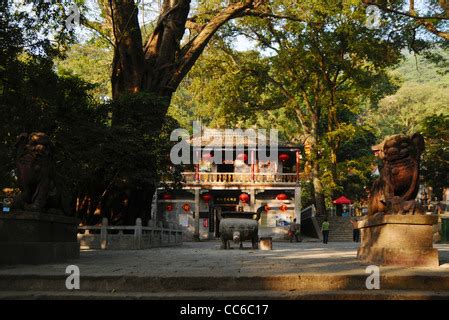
296,150,301,181
294,183,302,229
251,149,255,182
250,188,256,212
194,188,200,241
195,149,200,182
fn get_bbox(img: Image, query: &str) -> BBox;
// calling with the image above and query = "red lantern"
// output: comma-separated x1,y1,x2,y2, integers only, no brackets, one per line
203,218,209,228
279,153,290,162
202,193,212,203
182,203,191,212
276,193,289,201
239,193,250,203
165,204,174,212
237,153,248,162
162,193,173,200
280,204,288,212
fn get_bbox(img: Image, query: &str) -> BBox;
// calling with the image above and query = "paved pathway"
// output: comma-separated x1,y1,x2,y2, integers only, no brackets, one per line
1,242,448,277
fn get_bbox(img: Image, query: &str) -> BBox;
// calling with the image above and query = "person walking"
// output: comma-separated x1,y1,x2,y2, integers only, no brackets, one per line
321,218,330,244
350,218,360,243
289,218,301,242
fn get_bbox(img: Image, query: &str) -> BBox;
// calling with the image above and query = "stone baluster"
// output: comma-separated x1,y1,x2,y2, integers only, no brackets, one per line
100,217,108,250
173,223,177,244
167,222,172,244
135,218,142,250
148,220,155,246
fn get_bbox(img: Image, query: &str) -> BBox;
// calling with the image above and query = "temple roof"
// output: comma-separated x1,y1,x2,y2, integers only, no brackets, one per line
187,128,301,149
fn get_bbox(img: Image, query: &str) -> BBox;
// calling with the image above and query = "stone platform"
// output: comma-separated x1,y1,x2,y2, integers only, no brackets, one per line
0,211,79,265
357,214,439,267
0,242,448,299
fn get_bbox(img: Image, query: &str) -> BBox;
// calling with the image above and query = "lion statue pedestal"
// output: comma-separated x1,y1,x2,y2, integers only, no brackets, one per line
356,133,439,267
0,133,79,265
357,214,439,267
0,211,80,265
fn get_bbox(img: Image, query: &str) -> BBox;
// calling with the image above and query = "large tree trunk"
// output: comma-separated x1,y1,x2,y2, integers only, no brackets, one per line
312,159,327,217
110,0,145,99
110,0,262,101
309,140,327,217
327,97,339,191
100,0,265,224
308,119,327,217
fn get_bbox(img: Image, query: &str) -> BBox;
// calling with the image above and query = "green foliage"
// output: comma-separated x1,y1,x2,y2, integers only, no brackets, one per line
0,4,180,222
420,114,449,199
331,126,377,200
0,56,106,191
0,5,103,191
56,38,113,100
366,50,449,136
107,92,178,188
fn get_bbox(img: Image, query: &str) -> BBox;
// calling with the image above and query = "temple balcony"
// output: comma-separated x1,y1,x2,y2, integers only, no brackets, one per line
181,172,303,189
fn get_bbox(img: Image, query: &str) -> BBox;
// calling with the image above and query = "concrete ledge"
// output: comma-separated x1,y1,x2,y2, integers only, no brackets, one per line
3,289,449,300
357,214,439,267
1,274,449,293
357,214,438,229
0,211,80,265
0,211,79,242
0,242,80,265
357,247,439,268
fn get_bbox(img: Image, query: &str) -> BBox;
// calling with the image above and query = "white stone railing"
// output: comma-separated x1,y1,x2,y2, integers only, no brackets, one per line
77,218,182,250
182,172,300,184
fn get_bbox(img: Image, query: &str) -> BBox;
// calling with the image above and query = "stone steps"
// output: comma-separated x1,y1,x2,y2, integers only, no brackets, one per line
1,274,449,296
315,216,355,242
2,289,449,300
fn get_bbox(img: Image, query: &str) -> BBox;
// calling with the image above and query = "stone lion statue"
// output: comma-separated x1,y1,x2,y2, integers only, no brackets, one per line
368,133,425,216
12,132,71,215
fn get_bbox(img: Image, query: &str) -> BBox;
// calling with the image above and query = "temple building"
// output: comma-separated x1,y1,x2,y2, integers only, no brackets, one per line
155,127,306,240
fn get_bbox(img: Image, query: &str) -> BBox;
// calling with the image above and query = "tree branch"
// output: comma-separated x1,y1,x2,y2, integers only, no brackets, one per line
362,0,449,41
81,18,115,48
167,0,265,92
